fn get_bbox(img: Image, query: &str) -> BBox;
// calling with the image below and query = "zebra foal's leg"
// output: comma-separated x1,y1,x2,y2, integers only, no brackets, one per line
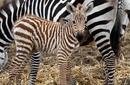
57,52,72,85
16,57,29,85
59,61,72,85
8,55,29,85
28,52,41,85
8,44,30,84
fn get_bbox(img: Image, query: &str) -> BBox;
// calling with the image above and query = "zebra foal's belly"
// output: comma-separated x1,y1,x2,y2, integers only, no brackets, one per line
43,47,58,56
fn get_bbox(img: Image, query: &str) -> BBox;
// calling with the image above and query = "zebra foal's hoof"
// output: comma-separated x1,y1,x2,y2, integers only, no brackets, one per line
72,78,77,85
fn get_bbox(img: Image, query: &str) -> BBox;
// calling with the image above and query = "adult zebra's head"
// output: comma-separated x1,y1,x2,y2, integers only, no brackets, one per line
66,2,93,44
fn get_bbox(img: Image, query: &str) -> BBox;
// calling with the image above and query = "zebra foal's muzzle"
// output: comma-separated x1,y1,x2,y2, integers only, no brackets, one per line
75,29,90,44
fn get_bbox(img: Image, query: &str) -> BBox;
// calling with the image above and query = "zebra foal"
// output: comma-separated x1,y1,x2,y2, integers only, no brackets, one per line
8,3,92,85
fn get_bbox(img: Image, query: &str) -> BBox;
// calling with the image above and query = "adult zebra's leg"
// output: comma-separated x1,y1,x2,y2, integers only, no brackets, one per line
94,33,116,85
28,52,41,85
104,56,115,85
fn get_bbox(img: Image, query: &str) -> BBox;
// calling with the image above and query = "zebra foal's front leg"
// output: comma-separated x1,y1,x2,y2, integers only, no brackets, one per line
57,53,72,85
59,61,72,85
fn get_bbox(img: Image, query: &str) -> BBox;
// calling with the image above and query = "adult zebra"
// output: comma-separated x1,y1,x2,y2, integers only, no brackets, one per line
0,0,127,84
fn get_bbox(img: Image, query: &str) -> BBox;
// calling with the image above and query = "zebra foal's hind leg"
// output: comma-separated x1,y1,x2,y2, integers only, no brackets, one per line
8,56,29,85
8,48,30,84
57,50,72,85
16,58,29,85
28,52,41,85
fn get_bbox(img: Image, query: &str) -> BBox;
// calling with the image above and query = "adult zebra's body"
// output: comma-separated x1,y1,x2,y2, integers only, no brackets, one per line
9,3,90,85
0,0,128,84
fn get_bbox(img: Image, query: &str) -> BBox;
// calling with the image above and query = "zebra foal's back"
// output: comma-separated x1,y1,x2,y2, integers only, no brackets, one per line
13,16,62,54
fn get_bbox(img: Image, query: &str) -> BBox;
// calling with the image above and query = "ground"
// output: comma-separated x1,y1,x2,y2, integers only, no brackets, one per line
0,0,130,85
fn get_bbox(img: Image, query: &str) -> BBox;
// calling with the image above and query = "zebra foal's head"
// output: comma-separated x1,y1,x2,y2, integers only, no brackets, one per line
66,3,93,43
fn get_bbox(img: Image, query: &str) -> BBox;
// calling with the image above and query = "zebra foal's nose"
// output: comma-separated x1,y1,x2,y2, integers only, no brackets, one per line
75,32,84,41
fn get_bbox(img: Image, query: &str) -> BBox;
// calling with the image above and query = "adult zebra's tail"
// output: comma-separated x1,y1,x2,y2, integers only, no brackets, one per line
110,0,123,58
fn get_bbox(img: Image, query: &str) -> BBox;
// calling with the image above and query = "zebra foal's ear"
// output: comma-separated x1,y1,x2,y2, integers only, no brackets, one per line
66,3,76,13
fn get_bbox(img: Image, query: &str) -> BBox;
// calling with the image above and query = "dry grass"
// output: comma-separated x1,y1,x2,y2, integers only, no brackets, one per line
1,56,130,85
1,30,130,85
